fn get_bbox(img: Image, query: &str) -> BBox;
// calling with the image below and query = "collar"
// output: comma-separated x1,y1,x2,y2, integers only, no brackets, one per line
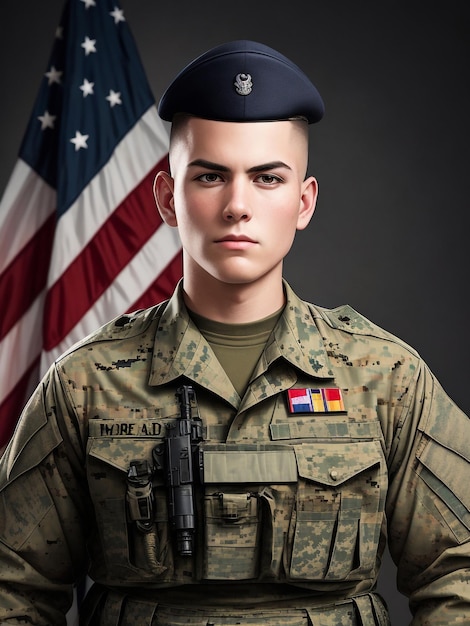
149,280,334,402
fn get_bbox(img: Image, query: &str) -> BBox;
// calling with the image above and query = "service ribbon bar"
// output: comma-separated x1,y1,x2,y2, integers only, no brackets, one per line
287,388,345,414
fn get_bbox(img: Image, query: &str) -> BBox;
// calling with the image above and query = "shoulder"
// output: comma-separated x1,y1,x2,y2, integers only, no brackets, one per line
283,281,421,360
57,301,168,362
308,301,420,358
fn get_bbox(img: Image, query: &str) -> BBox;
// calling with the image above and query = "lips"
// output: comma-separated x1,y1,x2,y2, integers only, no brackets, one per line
216,234,256,243
215,234,257,250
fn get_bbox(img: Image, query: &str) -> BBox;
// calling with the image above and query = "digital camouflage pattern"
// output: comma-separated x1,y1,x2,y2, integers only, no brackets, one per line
0,281,469,625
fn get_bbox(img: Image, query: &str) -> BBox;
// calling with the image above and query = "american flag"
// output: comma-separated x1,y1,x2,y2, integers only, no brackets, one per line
0,0,182,450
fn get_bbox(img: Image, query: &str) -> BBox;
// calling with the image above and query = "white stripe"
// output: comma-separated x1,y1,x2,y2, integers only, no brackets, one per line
47,106,169,286
40,223,181,370
292,394,310,405
0,292,45,405
0,161,56,274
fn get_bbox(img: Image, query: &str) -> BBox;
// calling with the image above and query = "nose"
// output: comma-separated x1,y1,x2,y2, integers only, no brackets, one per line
222,179,252,222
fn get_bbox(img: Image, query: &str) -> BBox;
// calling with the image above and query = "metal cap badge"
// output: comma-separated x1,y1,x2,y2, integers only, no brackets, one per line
234,73,253,96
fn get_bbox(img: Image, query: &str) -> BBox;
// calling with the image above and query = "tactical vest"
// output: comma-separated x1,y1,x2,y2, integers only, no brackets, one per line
85,383,387,589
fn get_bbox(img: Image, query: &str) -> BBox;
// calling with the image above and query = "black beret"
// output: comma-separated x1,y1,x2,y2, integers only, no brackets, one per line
158,40,324,124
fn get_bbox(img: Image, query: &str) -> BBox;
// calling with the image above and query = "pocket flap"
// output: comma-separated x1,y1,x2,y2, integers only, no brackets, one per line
87,437,158,473
203,444,297,483
419,438,470,513
294,440,382,487
2,411,63,486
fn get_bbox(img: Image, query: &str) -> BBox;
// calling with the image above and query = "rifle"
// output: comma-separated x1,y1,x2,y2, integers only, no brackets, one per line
154,384,203,556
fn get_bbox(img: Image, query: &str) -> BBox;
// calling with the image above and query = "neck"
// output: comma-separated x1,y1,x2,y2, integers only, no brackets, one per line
182,267,285,324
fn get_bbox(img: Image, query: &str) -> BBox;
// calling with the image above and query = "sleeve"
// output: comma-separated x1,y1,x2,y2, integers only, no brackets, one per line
0,364,89,625
386,360,470,624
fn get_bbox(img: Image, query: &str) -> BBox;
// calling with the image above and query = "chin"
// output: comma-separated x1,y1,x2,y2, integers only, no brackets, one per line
214,275,257,286
212,268,277,287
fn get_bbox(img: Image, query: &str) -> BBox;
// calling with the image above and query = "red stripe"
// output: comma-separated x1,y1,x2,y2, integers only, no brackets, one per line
128,251,182,311
0,213,56,342
0,356,40,448
43,157,168,351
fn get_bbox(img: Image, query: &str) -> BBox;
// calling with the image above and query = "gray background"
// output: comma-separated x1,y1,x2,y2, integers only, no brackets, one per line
1,1,469,622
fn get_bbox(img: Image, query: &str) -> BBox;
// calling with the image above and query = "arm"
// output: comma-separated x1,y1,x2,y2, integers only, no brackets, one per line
387,361,470,624
0,365,89,625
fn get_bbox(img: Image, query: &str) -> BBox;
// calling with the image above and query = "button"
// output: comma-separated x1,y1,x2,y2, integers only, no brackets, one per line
329,469,338,481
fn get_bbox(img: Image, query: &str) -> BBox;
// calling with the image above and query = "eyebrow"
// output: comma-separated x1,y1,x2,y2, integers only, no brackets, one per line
187,159,292,173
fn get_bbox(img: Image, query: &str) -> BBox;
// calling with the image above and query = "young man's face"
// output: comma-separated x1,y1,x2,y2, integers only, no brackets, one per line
155,117,318,290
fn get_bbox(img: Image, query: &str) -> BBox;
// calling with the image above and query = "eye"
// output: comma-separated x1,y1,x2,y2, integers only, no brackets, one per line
256,174,283,185
196,172,223,183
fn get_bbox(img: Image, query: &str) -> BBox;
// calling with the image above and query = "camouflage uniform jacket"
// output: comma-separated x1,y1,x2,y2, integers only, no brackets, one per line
0,280,469,624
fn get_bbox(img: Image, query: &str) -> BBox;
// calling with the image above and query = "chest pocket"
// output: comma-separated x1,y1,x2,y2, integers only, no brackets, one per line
86,430,174,583
286,440,387,581
199,440,386,584
202,445,298,581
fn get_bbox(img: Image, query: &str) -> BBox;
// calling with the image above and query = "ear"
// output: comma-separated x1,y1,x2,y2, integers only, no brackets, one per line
296,176,318,231
153,171,177,227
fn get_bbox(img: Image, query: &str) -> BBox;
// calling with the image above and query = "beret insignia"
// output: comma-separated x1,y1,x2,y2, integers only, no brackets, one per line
234,73,253,96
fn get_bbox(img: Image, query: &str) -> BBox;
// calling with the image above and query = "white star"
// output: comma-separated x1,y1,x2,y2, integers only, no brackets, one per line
37,111,56,130
80,78,95,97
44,65,62,85
81,0,96,7
106,89,122,107
70,131,89,151
81,36,97,56
110,7,125,24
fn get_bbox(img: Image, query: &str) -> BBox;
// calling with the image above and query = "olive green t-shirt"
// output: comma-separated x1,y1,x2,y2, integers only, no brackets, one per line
188,307,284,397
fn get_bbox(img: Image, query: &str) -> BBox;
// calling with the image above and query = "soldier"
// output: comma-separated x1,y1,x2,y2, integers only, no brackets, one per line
1,39,470,625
